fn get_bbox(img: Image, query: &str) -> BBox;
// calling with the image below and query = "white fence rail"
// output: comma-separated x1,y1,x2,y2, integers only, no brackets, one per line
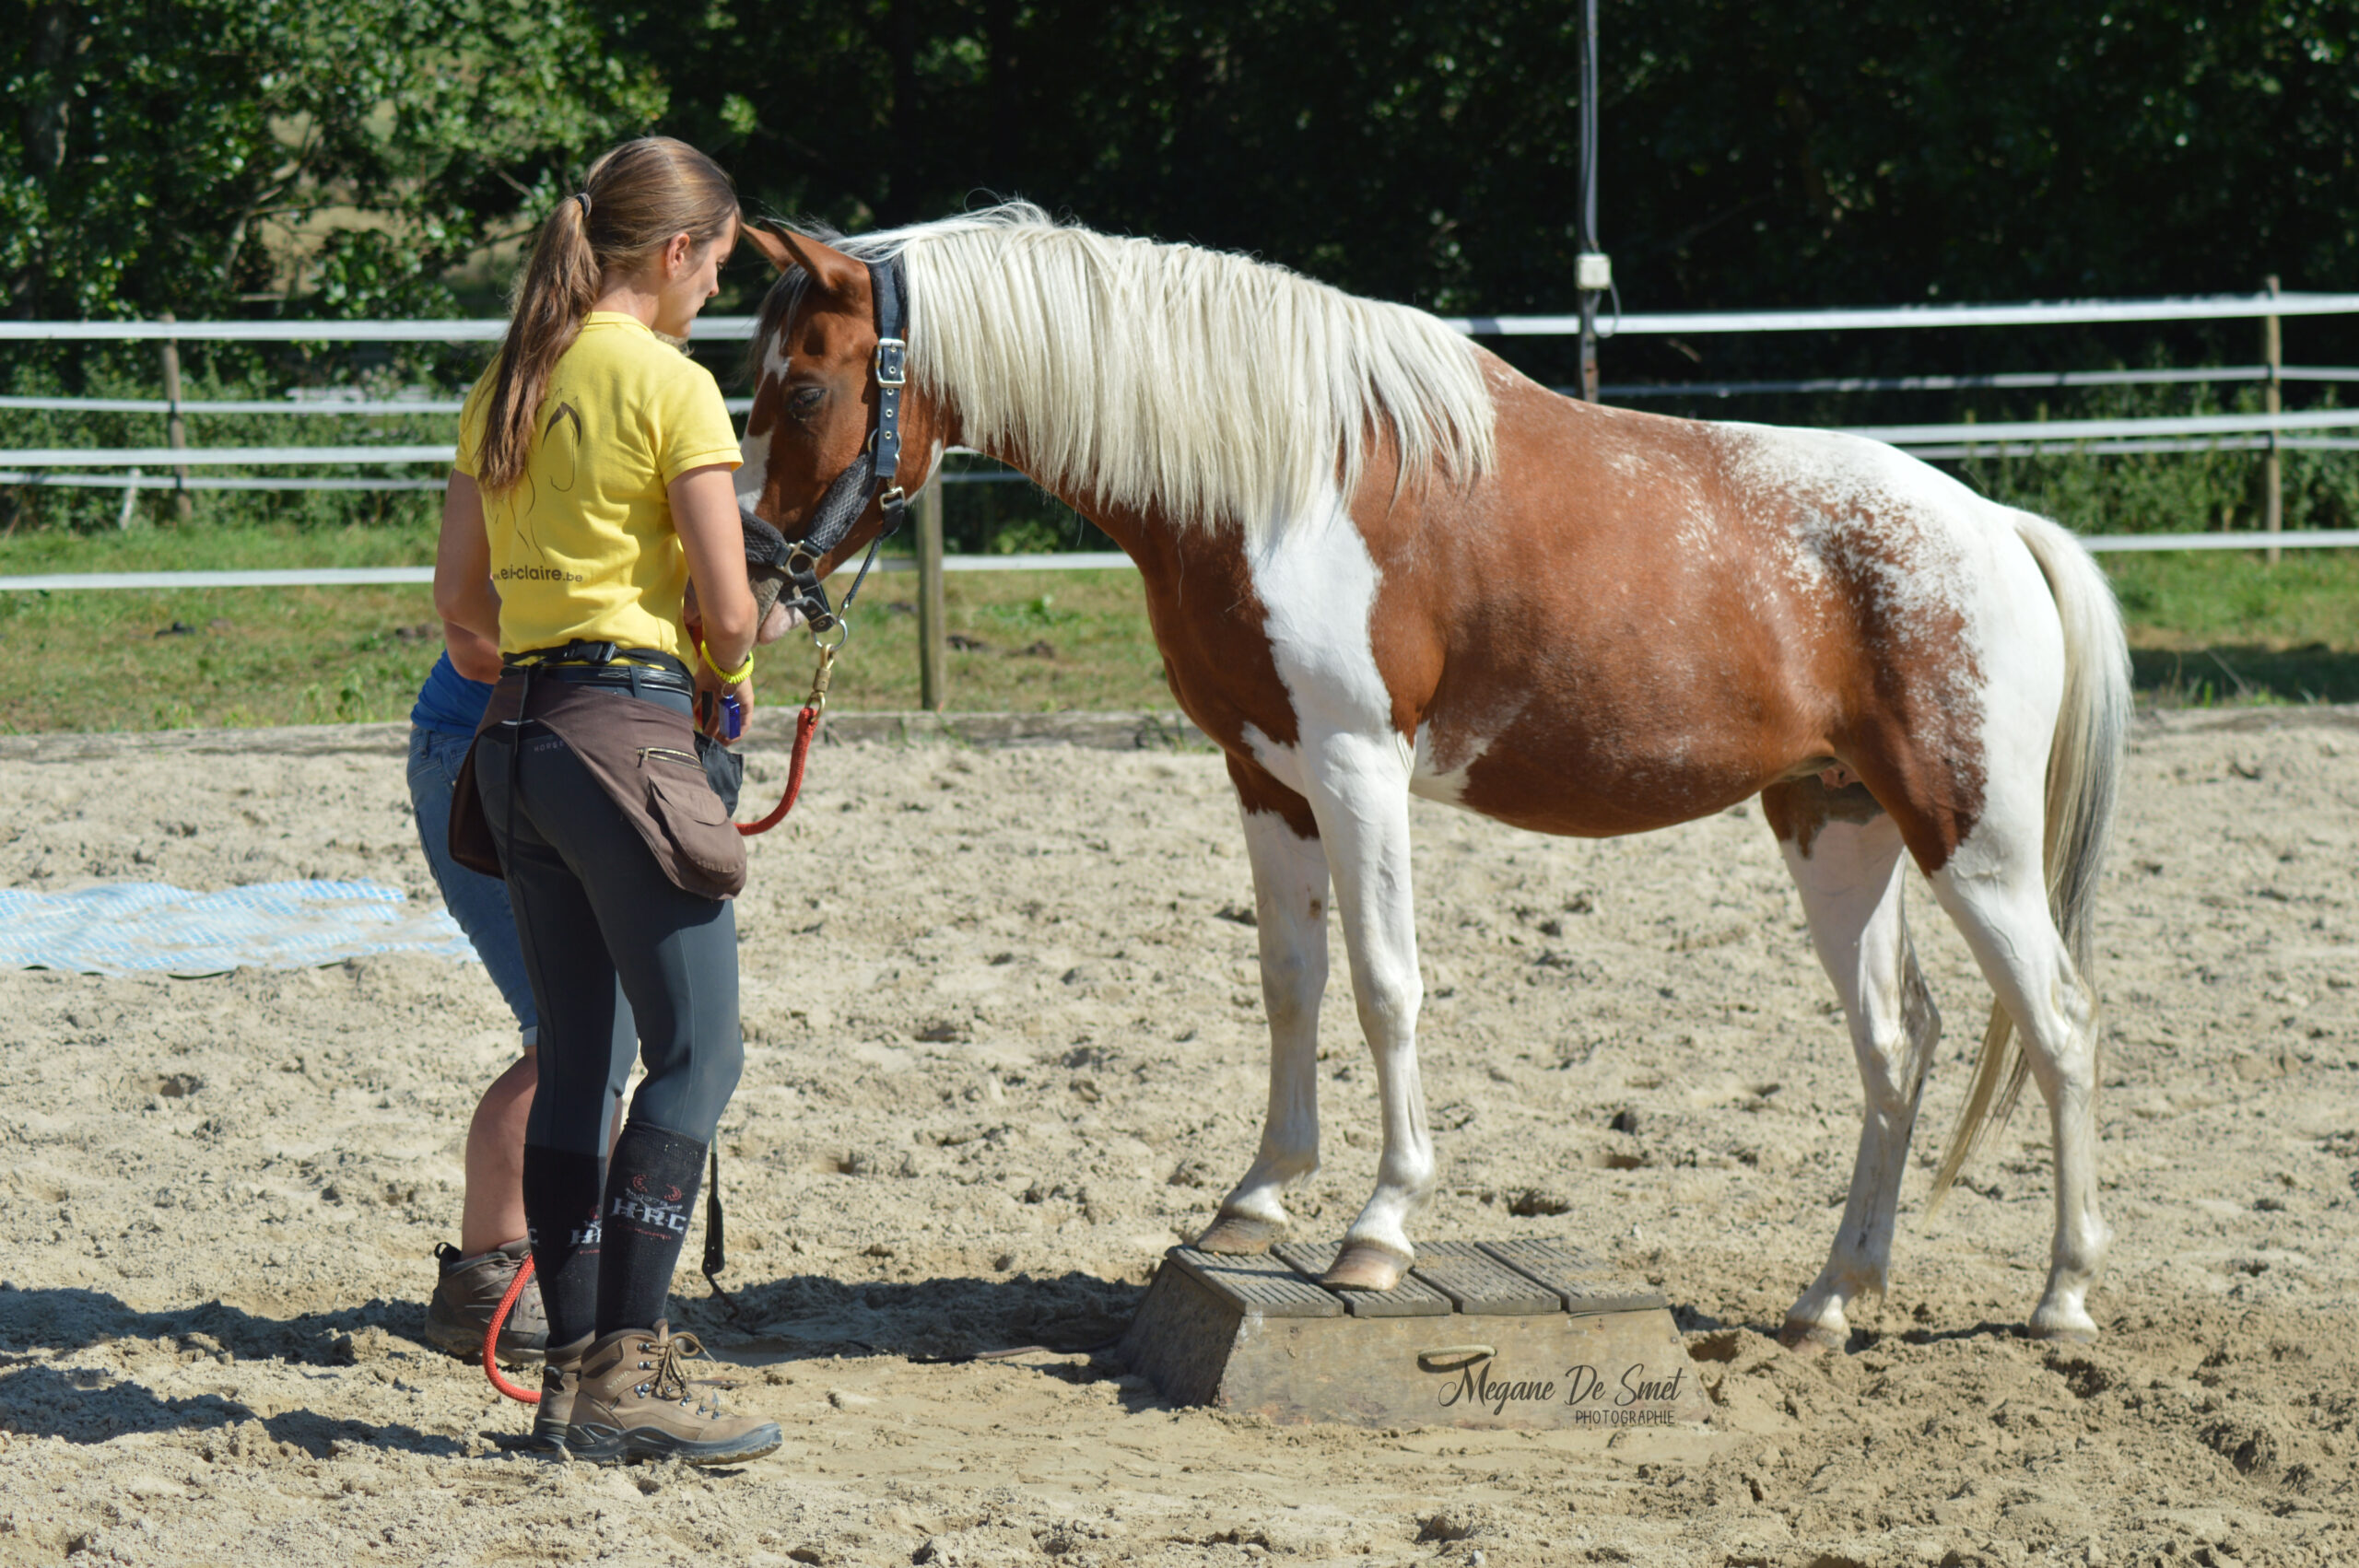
9,406,2358,474
16,521,2359,596
4,290,2353,560
6,289,2355,341
0,553,1137,593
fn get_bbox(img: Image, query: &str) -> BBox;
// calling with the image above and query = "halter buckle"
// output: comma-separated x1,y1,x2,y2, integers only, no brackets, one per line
873,337,908,387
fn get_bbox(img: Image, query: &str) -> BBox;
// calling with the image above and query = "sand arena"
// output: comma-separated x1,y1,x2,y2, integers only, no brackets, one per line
0,706,2353,1565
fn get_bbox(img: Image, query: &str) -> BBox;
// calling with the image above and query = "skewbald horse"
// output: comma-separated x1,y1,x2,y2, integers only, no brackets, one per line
734,205,2131,1348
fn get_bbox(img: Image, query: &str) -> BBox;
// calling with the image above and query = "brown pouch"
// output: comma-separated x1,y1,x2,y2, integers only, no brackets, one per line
637,746,747,893
446,733,505,878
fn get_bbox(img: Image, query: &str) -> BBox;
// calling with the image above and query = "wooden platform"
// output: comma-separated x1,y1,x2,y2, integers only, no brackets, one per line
1118,1238,1711,1432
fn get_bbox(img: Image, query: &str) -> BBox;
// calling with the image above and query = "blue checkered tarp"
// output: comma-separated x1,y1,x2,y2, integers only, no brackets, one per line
0,880,475,977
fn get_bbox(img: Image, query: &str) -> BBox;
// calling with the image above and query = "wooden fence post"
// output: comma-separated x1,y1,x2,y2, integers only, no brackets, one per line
2262,275,2282,567
158,310,192,523
915,479,947,711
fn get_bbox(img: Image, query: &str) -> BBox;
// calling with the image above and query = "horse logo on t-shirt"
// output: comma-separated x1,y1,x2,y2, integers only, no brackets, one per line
511,398,586,560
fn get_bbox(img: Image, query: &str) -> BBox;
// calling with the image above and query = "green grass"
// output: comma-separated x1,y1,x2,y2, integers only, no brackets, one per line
4,523,2357,732
807,568,1172,714
2106,548,2359,705
0,522,1172,731
0,520,437,575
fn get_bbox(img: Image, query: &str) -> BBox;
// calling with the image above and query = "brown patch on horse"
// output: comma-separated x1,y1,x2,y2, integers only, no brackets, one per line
1761,776,1888,859
1044,495,1309,771
1351,367,1834,833
1347,354,1987,872
1226,751,1319,841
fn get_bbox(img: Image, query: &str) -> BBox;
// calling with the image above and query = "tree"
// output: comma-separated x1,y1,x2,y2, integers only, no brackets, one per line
614,0,2354,333
2,0,665,322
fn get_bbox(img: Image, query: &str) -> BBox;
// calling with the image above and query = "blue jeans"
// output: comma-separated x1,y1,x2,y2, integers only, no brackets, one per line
408,723,541,1045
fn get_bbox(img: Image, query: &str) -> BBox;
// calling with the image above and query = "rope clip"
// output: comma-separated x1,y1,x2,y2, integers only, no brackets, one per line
804,641,838,717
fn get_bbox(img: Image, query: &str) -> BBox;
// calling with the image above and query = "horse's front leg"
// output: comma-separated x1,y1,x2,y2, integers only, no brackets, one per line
1301,731,1432,1291
1195,756,1331,1256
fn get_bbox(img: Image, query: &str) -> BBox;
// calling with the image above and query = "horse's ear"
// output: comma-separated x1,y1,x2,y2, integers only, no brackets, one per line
745,218,863,298
738,219,798,275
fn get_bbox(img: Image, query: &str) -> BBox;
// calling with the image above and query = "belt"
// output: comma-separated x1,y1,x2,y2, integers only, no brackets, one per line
501,640,696,701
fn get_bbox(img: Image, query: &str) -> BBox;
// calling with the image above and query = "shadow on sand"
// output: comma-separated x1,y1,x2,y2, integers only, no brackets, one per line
0,1267,1154,1449
686,1266,1147,1368
2133,643,2359,707
0,1283,467,1455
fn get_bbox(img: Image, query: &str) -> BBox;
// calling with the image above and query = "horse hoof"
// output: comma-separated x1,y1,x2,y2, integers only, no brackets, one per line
2028,1317,2100,1345
1321,1241,1410,1292
1193,1215,1282,1255
2029,1295,2101,1342
1778,1317,1843,1355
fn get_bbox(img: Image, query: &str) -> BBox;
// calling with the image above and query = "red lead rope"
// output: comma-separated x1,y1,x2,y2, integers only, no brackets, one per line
485,1255,541,1404
736,702,819,836
737,644,833,837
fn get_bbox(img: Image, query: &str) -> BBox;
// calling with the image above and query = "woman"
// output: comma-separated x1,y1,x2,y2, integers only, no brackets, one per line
433,135,778,1467
410,618,633,1368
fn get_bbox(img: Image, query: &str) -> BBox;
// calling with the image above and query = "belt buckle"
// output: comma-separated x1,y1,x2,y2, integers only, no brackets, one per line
873,337,908,388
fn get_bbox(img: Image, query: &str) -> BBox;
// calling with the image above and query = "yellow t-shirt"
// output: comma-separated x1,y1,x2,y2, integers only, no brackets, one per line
456,312,741,661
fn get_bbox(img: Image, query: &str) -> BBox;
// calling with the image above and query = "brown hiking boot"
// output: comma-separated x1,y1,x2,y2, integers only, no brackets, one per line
527,1334,593,1453
426,1241,547,1364
565,1326,780,1467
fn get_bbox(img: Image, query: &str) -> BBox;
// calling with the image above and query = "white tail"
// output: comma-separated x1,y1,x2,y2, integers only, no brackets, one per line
1927,512,2131,1209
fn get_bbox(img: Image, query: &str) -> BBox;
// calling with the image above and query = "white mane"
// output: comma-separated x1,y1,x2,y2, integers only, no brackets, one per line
826,203,1496,543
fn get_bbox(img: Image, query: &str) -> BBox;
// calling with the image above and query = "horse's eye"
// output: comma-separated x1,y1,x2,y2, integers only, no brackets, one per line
786,385,825,417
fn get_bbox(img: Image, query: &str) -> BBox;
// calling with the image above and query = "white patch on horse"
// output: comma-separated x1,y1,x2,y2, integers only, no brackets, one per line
1718,424,2007,739
1239,490,1405,783
1409,720,1475,804
1231,488,1438,1271
1238,721,1305,799
734,427,769,508
733,443,768,507
734,338,793,507
1411,694,1526,806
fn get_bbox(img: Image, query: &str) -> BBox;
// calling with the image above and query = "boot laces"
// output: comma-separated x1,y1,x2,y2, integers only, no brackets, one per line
644,1329,709,1405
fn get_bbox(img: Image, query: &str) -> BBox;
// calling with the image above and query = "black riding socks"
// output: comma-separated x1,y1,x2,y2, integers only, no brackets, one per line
521,1146,604,1350
597,1122,708,1336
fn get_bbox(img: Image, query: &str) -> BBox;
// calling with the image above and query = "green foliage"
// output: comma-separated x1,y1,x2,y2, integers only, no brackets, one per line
1957,385,2358,537
0,351,466,534
3,0,655,532
610,2,2359,345
8,0,2359,550
3,0,664,322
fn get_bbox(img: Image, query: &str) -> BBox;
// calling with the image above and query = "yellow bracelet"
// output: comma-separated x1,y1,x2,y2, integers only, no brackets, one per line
698,637,754,685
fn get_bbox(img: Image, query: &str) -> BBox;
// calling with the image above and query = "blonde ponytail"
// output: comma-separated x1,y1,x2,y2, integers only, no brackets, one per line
476,137,740,494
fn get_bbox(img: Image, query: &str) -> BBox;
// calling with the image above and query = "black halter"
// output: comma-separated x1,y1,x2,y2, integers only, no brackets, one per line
740,253,911,638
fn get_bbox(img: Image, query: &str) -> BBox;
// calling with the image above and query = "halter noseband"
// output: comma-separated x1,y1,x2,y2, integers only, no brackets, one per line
740,252,912,638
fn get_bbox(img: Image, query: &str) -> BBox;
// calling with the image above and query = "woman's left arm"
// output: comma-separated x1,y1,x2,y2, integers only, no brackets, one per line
433,472,502,645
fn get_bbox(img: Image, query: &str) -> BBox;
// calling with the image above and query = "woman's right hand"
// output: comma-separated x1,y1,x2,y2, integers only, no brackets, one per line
695,663,756,741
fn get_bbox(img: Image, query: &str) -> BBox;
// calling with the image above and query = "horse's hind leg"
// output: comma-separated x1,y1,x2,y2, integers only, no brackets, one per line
1765,780,1942,1352
1195,755,1331,1256
1926,802,2112,1342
